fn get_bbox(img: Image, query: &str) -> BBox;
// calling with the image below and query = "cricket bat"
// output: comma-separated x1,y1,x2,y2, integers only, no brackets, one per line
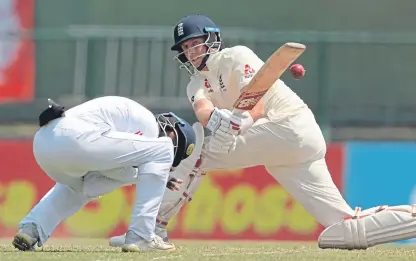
233,42,306,111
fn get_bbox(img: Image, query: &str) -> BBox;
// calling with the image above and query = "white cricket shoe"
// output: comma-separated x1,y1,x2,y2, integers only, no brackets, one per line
109,225,169,247
12,223,40,251
121,231,175,252
109,233,126,247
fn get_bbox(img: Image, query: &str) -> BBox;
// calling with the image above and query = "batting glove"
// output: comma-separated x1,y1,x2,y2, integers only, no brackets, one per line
230,111,254,135
206,108,254,140
206,135,237,154
206,108,234,138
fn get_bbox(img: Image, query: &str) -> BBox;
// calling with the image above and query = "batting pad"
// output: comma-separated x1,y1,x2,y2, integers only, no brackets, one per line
156,122,205,226
318,205,416,250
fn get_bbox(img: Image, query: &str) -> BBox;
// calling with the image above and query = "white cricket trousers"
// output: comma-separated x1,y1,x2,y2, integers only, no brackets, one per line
200,107,354,227
20,117,173,244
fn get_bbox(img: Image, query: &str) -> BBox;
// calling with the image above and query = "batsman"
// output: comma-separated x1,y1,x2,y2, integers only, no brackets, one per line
110,14,416,250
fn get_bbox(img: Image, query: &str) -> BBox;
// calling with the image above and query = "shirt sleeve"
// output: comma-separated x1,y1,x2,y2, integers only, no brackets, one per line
186,78,207,106
230,46,265,91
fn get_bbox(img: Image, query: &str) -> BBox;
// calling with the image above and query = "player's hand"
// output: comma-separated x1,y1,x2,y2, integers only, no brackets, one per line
206,108,245,139
206,108,235,138
231,111,254,135
206,135,236,154
166,176,183,191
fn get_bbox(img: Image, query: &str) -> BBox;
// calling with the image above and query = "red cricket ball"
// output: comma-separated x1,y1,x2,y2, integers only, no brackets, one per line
290,64,305,79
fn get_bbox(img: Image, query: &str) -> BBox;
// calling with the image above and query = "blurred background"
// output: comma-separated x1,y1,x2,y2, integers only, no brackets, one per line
0,0,415,244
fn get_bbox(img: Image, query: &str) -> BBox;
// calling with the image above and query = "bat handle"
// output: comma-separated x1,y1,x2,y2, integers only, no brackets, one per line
231,108,244,116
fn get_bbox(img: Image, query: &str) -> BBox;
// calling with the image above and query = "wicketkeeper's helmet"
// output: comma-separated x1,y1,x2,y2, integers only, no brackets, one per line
156,112,196,167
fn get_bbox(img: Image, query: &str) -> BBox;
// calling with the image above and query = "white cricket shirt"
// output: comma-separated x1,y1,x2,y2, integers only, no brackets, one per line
186,45,307,117
64,96,159,138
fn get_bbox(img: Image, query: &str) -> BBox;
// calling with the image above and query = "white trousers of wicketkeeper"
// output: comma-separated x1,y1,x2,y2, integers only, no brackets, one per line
20,116,173,244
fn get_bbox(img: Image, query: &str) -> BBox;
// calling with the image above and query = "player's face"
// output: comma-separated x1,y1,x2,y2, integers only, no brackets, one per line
180,37,207,68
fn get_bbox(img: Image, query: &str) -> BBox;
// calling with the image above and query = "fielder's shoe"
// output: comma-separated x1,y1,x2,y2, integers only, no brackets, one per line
109,234,126,247
109,226,169,247
121,231,175,252
109,233,126,247
12,223,40,251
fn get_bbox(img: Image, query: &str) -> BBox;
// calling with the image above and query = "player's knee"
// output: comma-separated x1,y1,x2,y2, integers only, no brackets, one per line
81,191,100,201
138,143,174,179
82,170,138,199
54,183,90,202
154,139,175,165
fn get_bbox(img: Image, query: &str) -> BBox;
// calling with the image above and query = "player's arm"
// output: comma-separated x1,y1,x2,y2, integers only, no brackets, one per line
186,82,214,127
187,81,236,142
193,97,236,154
232,47,267,122
244,95,265,122
219,46,268,133
193,98,214,127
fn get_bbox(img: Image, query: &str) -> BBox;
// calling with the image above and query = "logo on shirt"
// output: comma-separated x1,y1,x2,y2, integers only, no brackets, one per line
204,79,214,93
135,130,143,135
219,75,227,92
244,64,256,79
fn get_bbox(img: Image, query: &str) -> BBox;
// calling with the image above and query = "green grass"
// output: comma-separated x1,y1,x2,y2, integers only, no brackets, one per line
1,238,415,261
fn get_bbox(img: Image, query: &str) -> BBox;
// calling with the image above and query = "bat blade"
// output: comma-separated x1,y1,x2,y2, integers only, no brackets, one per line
233,42,306,111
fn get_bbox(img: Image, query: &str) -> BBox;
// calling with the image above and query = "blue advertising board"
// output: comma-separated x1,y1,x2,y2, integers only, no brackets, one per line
345,142,416,244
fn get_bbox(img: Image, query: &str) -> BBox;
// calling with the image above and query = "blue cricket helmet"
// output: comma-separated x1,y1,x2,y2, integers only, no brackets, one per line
171,14,222,73
156,112,196,167
171,14,220,51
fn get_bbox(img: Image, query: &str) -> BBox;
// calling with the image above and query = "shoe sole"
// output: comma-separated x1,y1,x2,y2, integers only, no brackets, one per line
12,233,35,251
109,237,170,248
121,245,176,252
109,240,123,247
